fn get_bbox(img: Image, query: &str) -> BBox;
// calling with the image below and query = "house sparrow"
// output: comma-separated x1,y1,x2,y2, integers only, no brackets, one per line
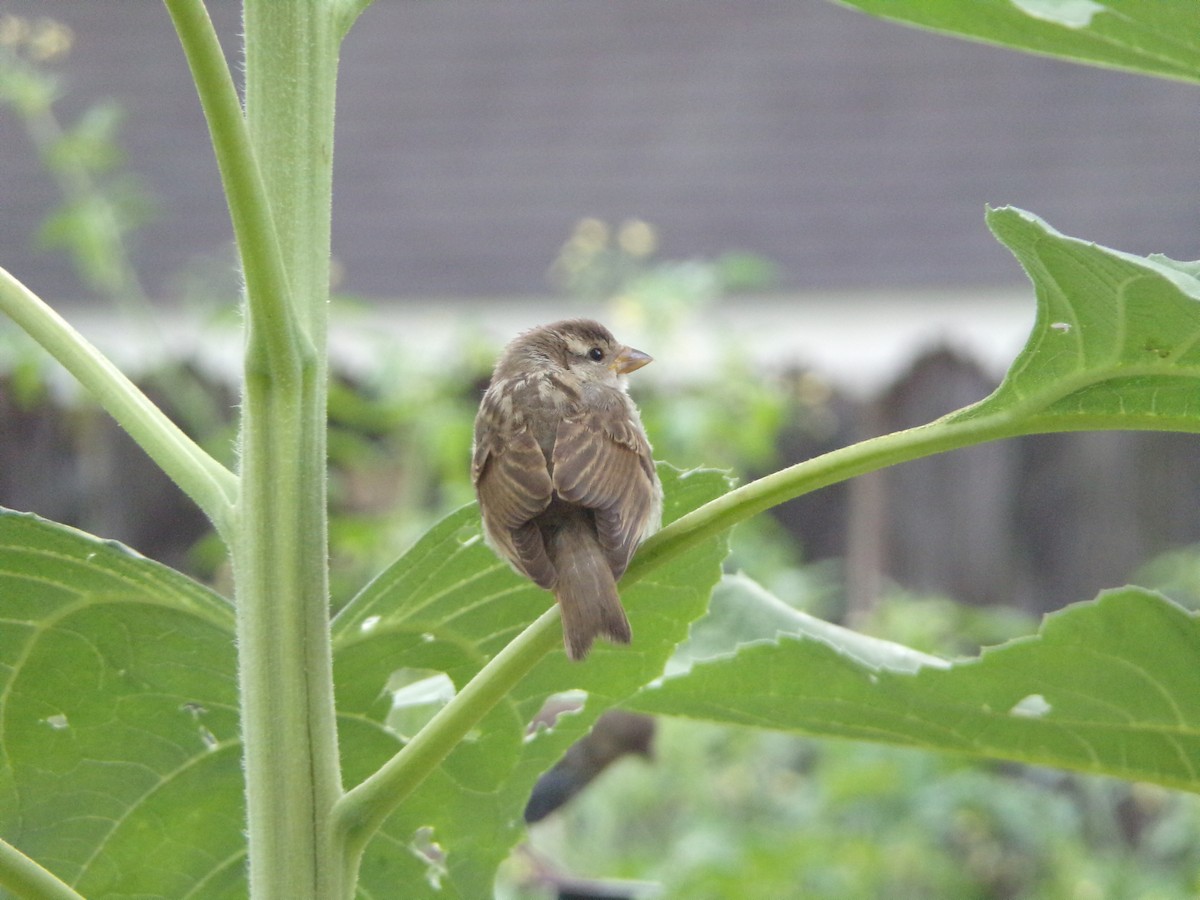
472,319,663,660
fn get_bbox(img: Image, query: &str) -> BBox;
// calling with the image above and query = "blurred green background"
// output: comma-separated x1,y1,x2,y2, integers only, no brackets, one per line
5,9,1200,899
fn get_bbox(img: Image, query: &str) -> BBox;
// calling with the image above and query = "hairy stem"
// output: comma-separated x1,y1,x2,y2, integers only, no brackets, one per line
0,836,86,900
162,0,307,371
167,0,346,896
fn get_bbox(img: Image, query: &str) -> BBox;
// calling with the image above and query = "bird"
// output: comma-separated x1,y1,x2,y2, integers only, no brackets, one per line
472,319,663,660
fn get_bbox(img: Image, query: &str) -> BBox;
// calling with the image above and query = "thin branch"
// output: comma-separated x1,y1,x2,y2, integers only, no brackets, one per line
0,835,86,900
225,0,345,894
0,266,237,536
161,0,309,376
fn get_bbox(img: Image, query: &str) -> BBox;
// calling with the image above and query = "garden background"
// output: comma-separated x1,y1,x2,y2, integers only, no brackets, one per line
4,2,1200,897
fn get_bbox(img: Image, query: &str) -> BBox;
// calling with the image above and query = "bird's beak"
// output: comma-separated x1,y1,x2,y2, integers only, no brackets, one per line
611,346,653,375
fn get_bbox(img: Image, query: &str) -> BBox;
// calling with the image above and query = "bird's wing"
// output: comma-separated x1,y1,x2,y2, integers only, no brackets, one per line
551,399,658,580
473,426,556,588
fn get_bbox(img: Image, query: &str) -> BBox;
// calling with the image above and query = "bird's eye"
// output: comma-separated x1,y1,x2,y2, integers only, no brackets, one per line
587,347,604,362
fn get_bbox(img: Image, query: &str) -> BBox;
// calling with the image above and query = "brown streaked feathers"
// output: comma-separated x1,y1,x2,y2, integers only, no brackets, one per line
472,319,662,660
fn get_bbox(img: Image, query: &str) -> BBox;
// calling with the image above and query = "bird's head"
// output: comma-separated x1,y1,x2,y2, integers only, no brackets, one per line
502,318,652,388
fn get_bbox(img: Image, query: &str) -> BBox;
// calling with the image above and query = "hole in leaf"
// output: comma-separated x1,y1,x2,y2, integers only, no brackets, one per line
1009,693,1052,718
198,725,219,751
526,690,588,741
387,670,456,741
181,701,207,718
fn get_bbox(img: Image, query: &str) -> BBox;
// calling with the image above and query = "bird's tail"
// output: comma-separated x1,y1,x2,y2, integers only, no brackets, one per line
548,513,632,661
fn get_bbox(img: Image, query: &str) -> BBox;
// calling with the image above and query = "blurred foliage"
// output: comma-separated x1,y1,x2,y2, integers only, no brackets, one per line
858,589,1037,659
511,720,1200,899
0,13,155,304
0,14,231,461
550,216,790,471
1134,546,1200,614
323,332,490,606
0,327,50,410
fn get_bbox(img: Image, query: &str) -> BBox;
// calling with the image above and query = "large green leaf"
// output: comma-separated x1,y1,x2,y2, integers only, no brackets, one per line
0,510,243,898
632,576,1200,791
831,0,1200,84
950,207,1200,434
331,465,731,898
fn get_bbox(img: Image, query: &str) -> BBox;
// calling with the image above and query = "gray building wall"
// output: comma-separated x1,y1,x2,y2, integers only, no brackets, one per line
1,0,1197,304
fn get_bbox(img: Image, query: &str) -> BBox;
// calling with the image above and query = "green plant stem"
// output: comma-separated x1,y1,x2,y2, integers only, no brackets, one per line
162,0,307,372
219,1,344,898
0,836,86,900
333,409,1027,855
0,266,237,536
169,0,354,895
236,363,345,899
332,0,376,39
629,414,1023,578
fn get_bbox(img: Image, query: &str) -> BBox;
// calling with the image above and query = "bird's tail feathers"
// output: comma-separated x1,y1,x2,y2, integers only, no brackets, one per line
549,521,631,661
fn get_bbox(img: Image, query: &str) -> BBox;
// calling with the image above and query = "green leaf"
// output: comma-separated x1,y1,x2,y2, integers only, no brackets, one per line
332,465,731,898
831,0,1200,84
668,572,943,676
0,509,243,898
632,578,1200,791
948,207,1200,434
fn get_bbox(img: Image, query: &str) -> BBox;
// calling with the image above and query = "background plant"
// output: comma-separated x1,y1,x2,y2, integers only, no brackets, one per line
0,14,152,313
0,12,230,448
0,3,1199,900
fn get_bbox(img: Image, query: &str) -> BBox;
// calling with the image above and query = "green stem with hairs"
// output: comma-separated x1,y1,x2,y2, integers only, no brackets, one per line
0,836,86,900
0,266,237,536
165,1,353,896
